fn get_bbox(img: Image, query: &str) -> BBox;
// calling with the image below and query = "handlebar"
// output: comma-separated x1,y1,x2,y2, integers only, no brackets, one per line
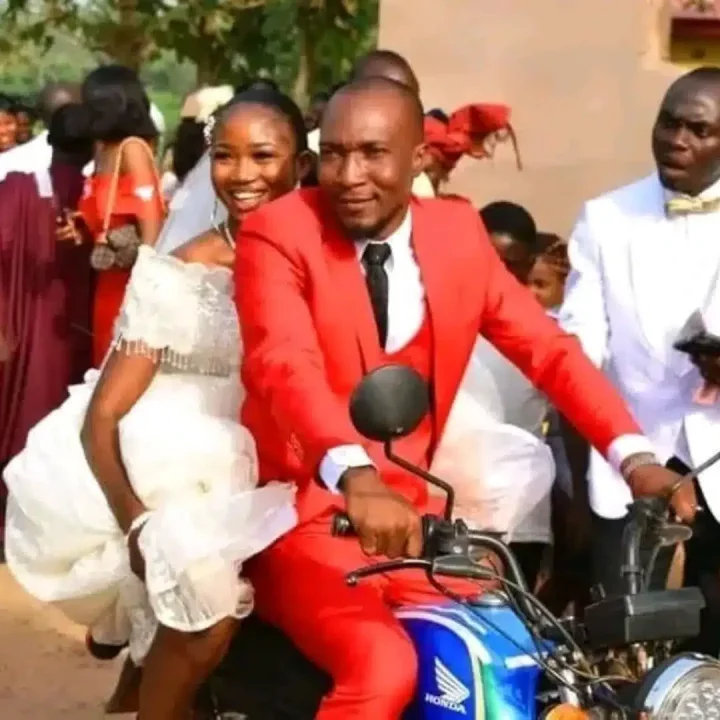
331,511,541,624
621,497,668,595
618,446,720,596
331,450,720,623
332,512,443,556
332,494,692,621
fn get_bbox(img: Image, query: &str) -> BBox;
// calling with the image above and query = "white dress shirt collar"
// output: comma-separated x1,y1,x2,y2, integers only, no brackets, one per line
355,208,413,269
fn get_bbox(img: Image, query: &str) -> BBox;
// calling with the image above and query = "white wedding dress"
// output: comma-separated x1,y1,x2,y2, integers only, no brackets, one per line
3,246,297,663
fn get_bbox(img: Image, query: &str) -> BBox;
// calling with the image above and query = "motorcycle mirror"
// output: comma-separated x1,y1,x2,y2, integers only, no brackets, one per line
349,364,429,442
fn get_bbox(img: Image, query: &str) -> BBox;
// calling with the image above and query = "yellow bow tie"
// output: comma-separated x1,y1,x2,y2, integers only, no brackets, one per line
665,195,720,217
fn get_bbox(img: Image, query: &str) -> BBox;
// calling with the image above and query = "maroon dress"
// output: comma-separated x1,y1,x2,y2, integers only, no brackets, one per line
0,163,92,509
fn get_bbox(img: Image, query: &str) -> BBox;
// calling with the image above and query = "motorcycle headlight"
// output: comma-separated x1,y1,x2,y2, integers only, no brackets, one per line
635,653,720,719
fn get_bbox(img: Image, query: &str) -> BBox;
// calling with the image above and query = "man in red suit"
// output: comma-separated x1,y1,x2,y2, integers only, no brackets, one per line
235,78,694,719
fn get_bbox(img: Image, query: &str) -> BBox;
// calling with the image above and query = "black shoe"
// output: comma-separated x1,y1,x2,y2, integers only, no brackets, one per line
86,630,127,660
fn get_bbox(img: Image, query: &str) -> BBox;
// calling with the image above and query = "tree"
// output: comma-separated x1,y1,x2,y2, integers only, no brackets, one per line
1,0,159,71
139,0,379,99
262,0,379,100
0,0,378,103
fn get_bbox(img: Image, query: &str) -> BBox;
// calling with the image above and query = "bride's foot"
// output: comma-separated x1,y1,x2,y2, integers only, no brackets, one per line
85,628,127,660
106,656,141,714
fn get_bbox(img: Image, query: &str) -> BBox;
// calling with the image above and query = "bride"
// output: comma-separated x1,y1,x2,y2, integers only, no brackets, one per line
3,86,311,719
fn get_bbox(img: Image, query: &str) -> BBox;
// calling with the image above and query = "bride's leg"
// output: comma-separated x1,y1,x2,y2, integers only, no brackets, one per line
105,656,141,714
137,617,237,720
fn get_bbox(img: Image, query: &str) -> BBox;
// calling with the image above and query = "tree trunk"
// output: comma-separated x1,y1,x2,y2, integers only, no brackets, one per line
194,13,220,89
293,16,316,107
110,45,143,73
108,0,149,71
196,63,216,87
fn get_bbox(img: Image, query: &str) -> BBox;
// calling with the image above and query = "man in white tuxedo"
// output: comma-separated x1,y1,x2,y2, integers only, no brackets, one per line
560,67,720,652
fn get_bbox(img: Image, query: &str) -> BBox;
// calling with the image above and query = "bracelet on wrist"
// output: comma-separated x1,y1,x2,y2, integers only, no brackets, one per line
621,452,661,483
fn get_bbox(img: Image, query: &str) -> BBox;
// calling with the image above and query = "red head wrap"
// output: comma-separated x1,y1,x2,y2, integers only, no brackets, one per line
423,104,522,172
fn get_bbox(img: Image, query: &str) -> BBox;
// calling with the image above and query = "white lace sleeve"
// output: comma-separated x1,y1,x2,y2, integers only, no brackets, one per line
113,246,239,374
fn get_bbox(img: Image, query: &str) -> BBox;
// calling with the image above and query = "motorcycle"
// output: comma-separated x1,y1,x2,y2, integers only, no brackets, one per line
198,364,720,719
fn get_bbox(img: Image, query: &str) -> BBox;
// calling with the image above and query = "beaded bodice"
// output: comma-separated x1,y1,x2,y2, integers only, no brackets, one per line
113,246,239,377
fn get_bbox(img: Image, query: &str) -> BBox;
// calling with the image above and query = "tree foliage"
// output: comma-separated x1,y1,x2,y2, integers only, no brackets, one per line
0,0,379,103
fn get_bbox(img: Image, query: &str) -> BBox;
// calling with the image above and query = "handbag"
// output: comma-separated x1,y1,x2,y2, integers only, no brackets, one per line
90,137,165,271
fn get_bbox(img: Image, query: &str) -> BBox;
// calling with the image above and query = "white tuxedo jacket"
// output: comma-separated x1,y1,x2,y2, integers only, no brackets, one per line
560,173,720,519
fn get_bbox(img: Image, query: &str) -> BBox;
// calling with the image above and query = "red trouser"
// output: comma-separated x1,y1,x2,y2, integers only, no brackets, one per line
247,500,481,720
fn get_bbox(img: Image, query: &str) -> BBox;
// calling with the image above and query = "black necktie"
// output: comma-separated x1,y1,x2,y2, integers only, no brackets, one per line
362,243,391,348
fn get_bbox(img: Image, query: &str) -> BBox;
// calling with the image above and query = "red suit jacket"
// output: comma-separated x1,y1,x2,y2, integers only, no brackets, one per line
236,188,641,523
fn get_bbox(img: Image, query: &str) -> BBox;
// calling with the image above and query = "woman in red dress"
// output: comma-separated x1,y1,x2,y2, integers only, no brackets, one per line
78,66,165,365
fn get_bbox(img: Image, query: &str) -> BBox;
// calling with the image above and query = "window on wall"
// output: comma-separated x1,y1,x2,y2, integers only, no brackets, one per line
668,0,720,65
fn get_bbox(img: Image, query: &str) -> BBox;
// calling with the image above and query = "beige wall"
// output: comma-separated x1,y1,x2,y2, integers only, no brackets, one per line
379,0,683,235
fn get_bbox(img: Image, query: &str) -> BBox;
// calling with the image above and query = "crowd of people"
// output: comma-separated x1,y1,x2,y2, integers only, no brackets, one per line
0,46,718,719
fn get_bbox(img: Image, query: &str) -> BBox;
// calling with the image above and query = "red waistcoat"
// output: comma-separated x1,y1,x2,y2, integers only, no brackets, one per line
297,310,434,523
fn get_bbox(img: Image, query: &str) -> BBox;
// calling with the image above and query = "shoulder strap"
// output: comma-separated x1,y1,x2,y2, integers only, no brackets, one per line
99,137,166,243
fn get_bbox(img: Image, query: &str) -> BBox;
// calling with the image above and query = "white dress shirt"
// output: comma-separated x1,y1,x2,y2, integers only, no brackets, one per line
319,210,424,488
319,208,647,492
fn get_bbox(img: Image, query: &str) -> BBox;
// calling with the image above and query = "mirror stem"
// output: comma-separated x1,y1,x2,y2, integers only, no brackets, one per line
384,440,455,521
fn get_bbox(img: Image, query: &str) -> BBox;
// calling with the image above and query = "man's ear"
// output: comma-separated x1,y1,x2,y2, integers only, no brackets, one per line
412,143,428,177
295,151,316,184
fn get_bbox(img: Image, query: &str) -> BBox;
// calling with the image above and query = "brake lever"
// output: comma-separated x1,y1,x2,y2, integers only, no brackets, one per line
681,447,720,484
658,448,720,519
431,554,495,582
346,559,432,586
346,555,495,589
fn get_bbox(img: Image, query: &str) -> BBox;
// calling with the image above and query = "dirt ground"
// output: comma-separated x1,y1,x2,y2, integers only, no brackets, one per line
0,564,134,720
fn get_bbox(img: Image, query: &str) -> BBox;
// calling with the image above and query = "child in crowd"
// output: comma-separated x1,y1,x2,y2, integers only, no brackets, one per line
529,232,570,315
527,234,574,504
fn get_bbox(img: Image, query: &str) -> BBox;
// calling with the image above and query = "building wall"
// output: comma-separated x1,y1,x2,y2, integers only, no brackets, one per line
378,0,683,235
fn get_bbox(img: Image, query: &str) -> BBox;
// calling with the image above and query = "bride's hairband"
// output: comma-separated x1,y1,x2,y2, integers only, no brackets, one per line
203,115,216,147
